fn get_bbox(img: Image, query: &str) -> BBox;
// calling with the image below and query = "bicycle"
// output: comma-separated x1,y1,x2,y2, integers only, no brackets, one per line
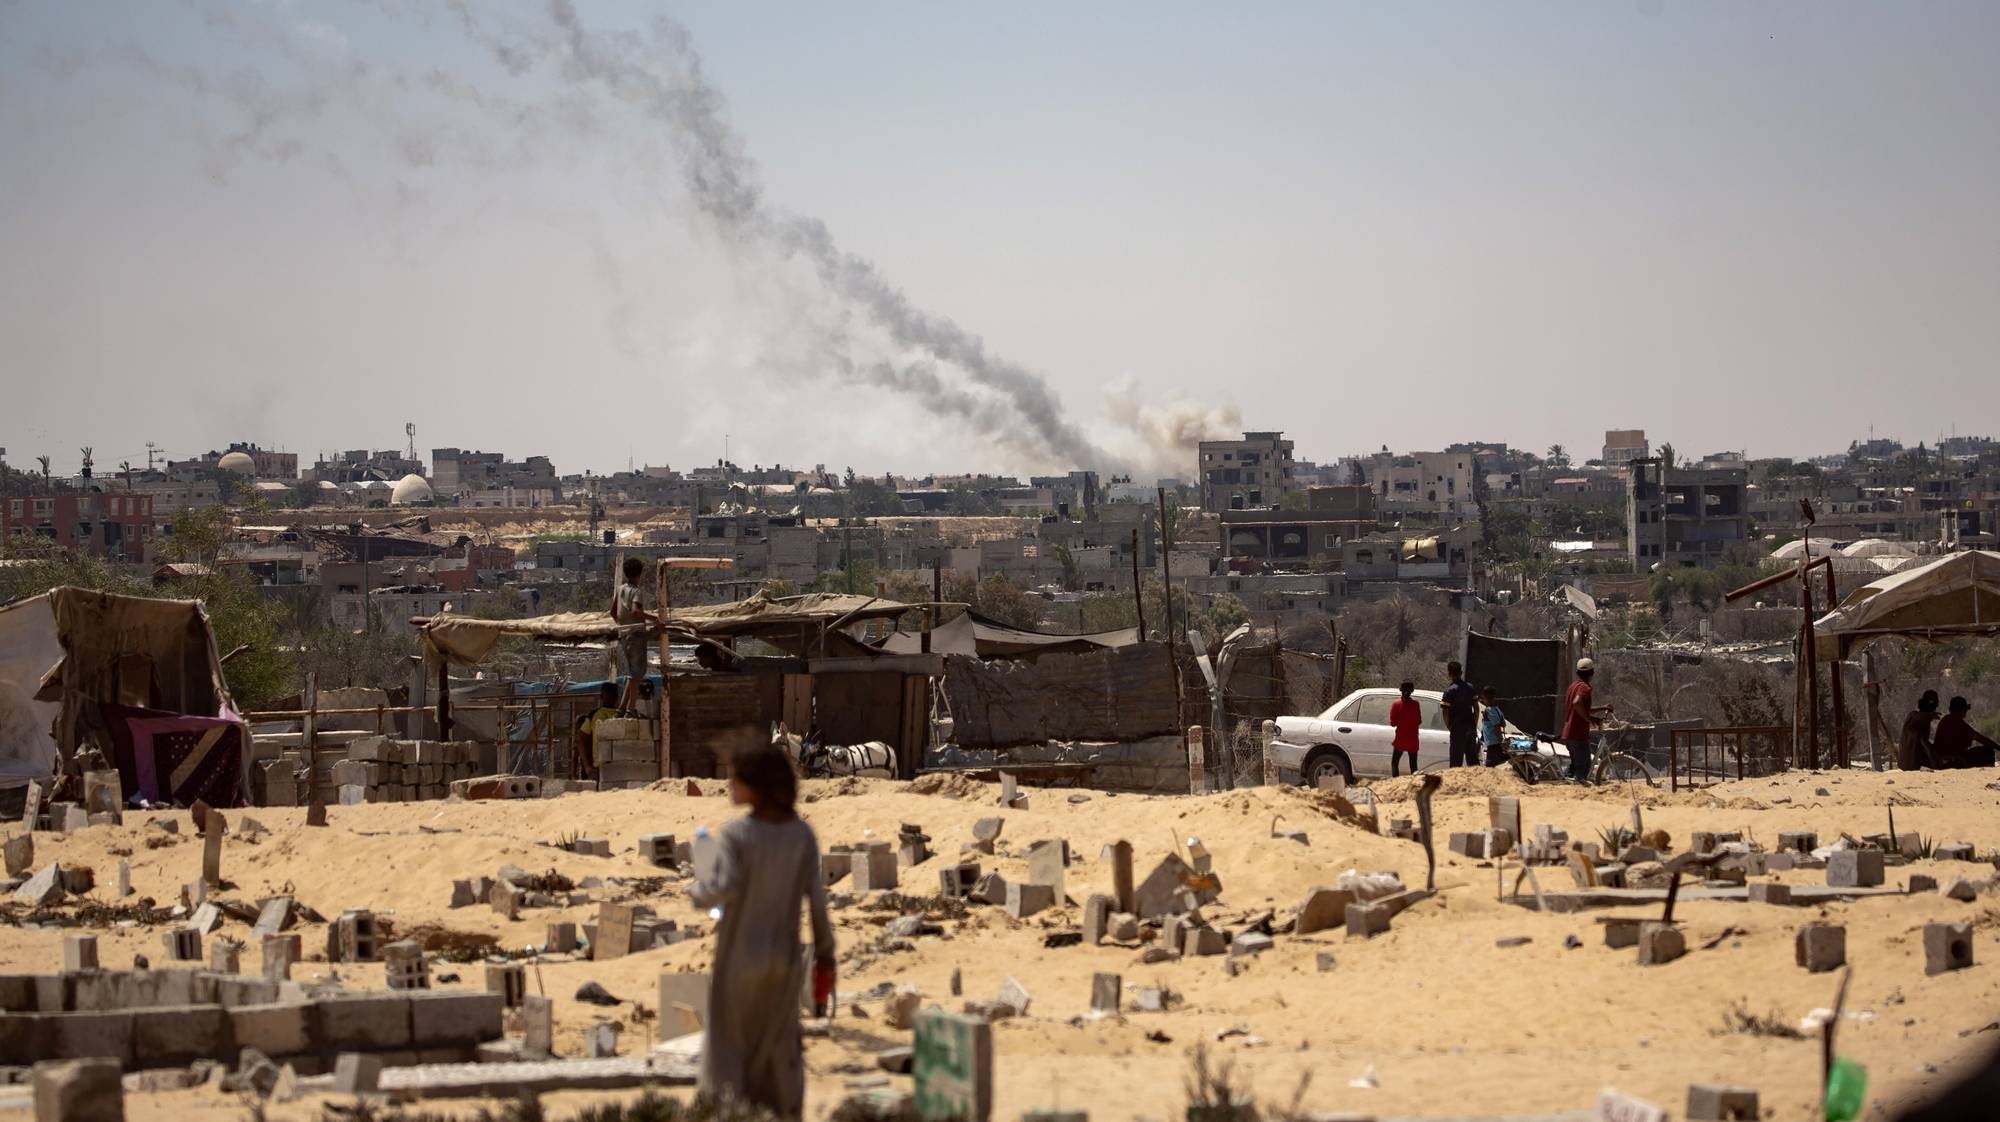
1497,731,1657,787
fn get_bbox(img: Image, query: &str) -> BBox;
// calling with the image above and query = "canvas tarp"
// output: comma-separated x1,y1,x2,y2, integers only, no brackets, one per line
877,611,1139,659
1812,550,2000,660
0,595,62,788
419,592,917,667
942,642,1180,750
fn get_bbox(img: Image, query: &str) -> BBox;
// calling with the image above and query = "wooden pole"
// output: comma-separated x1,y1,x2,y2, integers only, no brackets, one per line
658,562,673,779
1862,647,1885,771
1130,528,1144,636
1158,488,1184,734
303,671,318,804
436,660,452,740
1823,566,1847,769
1801,577,1820,768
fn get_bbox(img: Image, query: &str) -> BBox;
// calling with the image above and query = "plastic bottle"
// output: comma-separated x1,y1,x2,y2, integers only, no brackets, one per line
1823,1057,1866,1122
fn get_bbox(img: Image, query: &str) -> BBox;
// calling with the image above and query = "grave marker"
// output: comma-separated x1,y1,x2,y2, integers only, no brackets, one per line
915,1010,994,1122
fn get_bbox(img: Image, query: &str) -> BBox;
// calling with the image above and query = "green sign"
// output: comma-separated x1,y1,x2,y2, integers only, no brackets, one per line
914,1010,992,1122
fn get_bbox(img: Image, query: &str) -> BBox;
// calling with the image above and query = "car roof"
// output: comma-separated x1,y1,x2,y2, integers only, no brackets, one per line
1343,687,1443,702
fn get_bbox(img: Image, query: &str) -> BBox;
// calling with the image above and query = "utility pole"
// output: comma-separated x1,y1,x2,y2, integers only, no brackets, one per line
1158,487,1184,734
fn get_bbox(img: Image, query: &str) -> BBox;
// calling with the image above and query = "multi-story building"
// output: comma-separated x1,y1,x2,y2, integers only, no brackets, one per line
431,449,559,501
1628,460,1750,569
1197,431,1294,513
1218,486,1377,568
1367,451,1478,517
306,449,424,484
170,443,298,480
2,491,154,561
1602,430,1649,466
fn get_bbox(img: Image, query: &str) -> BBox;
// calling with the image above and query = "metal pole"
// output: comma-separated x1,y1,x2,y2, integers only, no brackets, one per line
921,560,937,654
1823,566,1847,769
658,561,673,779
1802,576,1820,768
436,660,452,740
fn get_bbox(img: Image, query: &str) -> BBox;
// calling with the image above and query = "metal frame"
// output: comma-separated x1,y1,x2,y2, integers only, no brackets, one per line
1669,725,1790,791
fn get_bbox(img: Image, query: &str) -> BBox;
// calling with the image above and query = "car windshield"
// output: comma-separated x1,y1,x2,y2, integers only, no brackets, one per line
1352,694,1394,725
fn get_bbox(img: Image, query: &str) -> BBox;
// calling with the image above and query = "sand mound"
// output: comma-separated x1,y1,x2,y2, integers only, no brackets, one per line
906,771,992,800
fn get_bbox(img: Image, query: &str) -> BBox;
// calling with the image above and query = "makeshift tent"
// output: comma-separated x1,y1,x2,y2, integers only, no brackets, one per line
7,587,242,803
876,611,1139,659
416,591,917,667
1812,550,2000,660
0,594,62,788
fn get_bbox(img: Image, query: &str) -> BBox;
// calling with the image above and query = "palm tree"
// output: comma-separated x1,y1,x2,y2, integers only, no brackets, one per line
1546,444,1571,470
119,460,133,489
1659,442,1678,469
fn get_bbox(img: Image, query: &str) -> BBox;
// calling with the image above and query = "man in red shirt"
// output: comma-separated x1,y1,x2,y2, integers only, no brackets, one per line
1563,658,1613,782
1389,680,1423,777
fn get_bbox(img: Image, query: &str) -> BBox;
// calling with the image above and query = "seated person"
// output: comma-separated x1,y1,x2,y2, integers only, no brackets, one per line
1933,696,2000,768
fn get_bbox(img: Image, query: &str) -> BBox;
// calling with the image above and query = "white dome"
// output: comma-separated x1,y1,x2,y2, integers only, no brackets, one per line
316,479,340,490
1770,537,1837,560
390,474,434,504
1841,538,1912,559
217,451,257,474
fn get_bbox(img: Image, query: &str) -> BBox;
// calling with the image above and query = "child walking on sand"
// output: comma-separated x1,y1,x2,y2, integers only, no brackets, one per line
689,740,835,1117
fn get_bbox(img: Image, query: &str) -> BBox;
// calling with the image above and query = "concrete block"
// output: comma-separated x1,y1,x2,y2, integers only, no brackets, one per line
939,862,981,900
32,1058,125,1122
1183,926,1227,956
50,1011,134,1067
1026,839,1067,900
311,994,413,1051
3,834,30,877
229,1002,310,1057
333,1052,382,1093
1636,922,1685,966
1006,881,1056,918
1089,973,1120,1014
261,934,300,982
1448,832,1483,859
546,922,577,954
851,846,899,892
62,936,97,973
1230,931,1274,957
638,834,676,867
1082,894,1112,945
1827,849,1884,888
1294,886,1354,935
1345,901,1392,938
1778,831,1817,854
1936,842,1977,862
409,991,503,1046
883,986,923,1031
1107,912,1140,943
1686,1083,1760,1121
484,964,526,1008
162,930,201,962
133,1004,228,1065
1925,922,1974,975
1747,882,1792,906
1603,918,1642,949
972,872,1008,906
1795,924,1846,973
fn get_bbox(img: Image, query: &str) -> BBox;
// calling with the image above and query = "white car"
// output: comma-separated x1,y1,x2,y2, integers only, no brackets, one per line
1269,687,1536,786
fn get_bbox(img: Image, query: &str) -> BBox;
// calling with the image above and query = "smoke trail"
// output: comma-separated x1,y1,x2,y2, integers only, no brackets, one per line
42,1,1240,472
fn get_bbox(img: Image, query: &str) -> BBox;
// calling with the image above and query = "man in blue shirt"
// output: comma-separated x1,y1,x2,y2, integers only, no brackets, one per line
1441,661,1480,768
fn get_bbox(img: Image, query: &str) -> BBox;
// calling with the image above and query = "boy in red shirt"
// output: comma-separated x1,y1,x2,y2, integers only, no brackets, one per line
1389,680,1423,776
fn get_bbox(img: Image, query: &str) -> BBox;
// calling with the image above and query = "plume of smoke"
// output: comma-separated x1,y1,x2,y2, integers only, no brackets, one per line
1102,376,1243,479
46,0,1239,474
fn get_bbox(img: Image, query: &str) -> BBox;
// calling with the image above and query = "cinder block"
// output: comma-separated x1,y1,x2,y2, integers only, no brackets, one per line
1636,921,1685,966
409,991,503,1047
310,994,413,1051
1294,886,1354,935
62,936,98,973
1006,881,1055,919
1827,849,1884,888
638,834,676,867
1345,901,1391,938
1935,842,1977,862
1908,874,1939,893
32,1058,126,1122
333,1052,382,1093
1795,924,1846,973
1778,831,1817,854
1182,926,1227,956
1603,919,1642,949
1687,1083,1760,1121
230,1002,310,1057
1924,922,1974,975
1082,894,1112,945
1089,973,1121,1014
1747,882,1792,906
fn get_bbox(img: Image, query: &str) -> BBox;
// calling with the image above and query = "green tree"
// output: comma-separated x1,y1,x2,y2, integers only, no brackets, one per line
1659,442,1679,469
1546,444,1571,470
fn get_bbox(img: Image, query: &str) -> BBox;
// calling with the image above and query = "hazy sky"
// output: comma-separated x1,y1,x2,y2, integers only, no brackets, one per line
2,1,1996,481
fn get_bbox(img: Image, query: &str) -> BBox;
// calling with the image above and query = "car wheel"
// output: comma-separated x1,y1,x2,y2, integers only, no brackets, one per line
1301,747,1353,789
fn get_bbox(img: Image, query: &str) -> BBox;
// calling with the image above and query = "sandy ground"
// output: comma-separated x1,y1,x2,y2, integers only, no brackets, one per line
4,767,1999,1120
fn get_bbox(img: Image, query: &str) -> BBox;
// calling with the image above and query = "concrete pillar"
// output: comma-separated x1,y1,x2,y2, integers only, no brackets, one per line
1260,720,1278,786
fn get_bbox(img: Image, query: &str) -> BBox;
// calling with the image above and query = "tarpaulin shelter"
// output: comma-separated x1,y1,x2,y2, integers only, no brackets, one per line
4,587,244,806
1812,550,2000,660
876,611,1139,659
411,591,939,779
415,591,918,667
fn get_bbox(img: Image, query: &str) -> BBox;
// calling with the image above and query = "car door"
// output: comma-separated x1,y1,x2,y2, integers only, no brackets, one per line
1416,695,1452,762
1345,692,1397,777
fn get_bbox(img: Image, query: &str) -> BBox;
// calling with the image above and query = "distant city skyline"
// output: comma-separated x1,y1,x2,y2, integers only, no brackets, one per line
3,2,1996,478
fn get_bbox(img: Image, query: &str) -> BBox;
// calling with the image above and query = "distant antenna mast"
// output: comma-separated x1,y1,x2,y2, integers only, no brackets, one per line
405,422,416,462
145,442,159,471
